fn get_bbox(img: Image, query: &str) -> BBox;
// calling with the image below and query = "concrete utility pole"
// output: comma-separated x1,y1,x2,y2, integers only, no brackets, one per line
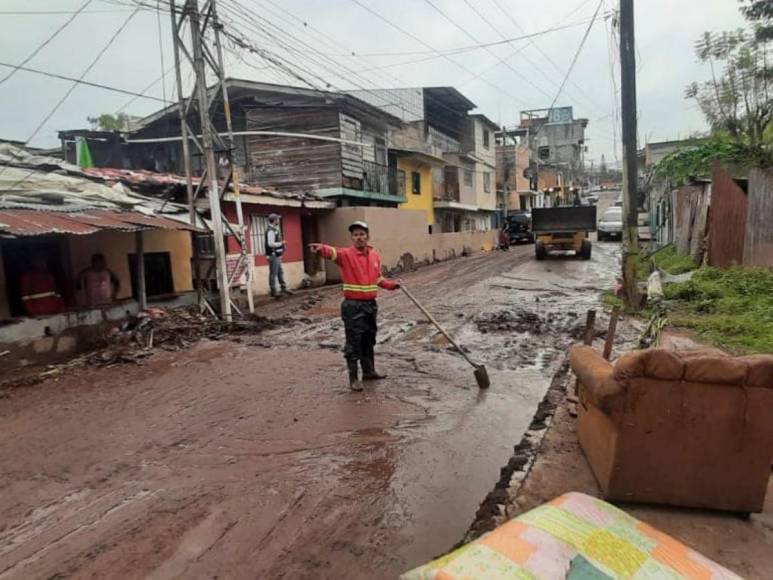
619,0,640,308
169,0,252,321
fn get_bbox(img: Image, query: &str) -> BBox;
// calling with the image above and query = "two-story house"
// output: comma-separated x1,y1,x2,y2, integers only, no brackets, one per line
348,87,499,233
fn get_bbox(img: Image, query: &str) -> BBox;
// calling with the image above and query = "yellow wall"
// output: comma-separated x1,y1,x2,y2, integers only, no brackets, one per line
67,229,194,301
398,158,435,226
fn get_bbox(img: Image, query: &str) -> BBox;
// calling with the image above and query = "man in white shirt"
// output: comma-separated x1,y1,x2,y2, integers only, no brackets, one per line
266,213,292,299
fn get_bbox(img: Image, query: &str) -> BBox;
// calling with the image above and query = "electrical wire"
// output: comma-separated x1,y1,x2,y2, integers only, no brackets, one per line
2,4,144,187
531,0,605,139
422,0,554,100
489,0,610,117
0,0,95,86
156,0,168,106
0,61,170,103
349,0,531,110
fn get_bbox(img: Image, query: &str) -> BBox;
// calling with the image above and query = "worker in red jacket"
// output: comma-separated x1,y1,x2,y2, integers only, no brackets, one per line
20,254,65,317
310,221,400,391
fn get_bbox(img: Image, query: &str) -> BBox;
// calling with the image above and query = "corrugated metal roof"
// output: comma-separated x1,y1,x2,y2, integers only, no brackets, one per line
0,209,198,237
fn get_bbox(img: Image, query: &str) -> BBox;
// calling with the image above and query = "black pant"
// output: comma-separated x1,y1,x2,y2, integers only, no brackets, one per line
341,299,377,363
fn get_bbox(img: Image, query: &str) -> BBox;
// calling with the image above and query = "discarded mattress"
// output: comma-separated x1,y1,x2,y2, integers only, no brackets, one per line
401,492,740,579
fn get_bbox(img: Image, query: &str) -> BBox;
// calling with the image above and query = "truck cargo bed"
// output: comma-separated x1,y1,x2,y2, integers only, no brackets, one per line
532,206,597,234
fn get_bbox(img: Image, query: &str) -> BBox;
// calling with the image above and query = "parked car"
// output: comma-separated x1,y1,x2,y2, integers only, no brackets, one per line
506,211,535,244
598,206,623,241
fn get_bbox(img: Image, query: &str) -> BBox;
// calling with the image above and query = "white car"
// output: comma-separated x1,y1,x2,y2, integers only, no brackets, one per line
598,207,623,241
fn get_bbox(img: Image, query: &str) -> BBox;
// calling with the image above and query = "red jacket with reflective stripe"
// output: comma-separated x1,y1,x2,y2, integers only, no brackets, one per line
319,244,398,300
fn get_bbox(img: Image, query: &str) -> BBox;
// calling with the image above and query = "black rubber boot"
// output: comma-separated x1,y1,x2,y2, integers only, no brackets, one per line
361,349,386,381
348,360,363,391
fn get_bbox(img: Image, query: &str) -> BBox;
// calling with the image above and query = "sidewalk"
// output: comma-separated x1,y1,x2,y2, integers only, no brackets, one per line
506,337,773,578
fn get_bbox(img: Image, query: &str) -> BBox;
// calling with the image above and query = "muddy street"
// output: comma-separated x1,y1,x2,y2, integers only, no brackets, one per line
0,232,622,579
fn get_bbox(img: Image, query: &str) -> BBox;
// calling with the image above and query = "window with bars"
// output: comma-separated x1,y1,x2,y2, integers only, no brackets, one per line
249,215,282,256
463,169,473,187
397,169,406,197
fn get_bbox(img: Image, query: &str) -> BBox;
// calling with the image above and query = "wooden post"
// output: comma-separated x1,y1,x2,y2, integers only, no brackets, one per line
136,230,147,311
603,306,621,360
620,0,641,309
582,309,597,345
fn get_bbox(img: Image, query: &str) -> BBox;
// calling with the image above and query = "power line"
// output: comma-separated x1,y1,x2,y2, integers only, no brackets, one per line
2,4,143,186
538,0,605,129
489,0,608,115
156,0,168,106
0,0,95,86
349,0,531,109
0,61,170,103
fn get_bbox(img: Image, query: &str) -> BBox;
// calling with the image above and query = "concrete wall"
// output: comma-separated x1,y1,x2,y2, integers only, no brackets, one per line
398,157,434,226
250,260,318,295
68,229,194,301
318,206,496,282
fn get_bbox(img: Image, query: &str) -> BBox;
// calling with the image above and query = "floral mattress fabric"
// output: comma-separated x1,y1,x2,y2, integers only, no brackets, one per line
401,492,741,580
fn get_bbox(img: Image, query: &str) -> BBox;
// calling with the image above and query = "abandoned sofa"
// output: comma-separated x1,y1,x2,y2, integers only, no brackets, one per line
570,345,773,513
401,492,740,579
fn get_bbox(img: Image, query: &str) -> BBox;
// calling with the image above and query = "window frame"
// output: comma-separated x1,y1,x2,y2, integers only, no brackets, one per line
483,129,490,149
483,172,491,193
463,169,473,187
411,171,421,195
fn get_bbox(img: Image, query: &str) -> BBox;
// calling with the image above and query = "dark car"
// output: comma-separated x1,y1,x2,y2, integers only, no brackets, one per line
506,211,534,244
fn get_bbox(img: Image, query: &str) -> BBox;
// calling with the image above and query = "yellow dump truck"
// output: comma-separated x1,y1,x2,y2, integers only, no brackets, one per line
532,206,597,260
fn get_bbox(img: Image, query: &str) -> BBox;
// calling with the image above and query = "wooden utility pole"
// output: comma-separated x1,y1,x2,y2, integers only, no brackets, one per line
619,0,640,308
169,0,253,321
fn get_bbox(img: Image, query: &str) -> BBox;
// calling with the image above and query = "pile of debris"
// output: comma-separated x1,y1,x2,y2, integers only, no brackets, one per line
88,306,297,367
476,309,548,334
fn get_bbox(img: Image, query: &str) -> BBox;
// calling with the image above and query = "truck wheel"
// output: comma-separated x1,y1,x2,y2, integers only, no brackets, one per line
535,241,546,261
598,232,606,242
580,239,592,260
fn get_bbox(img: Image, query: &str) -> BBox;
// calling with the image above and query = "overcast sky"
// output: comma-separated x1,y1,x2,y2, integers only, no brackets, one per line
0,0,747,166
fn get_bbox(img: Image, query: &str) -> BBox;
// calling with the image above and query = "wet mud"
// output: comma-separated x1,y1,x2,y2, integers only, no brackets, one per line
0,211,635,578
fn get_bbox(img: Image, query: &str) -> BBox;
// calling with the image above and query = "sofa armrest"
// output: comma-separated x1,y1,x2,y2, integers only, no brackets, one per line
569,345,622,413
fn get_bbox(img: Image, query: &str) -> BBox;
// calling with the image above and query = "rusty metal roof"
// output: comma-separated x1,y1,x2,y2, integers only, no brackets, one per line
0,209,198,237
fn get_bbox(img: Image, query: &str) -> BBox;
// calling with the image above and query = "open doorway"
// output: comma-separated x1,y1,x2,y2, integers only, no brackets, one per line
1,237,71,317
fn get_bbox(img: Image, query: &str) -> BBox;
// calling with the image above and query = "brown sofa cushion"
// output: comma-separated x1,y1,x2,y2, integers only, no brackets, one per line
741,355,773,388
643,349,684,380
684,356,747,385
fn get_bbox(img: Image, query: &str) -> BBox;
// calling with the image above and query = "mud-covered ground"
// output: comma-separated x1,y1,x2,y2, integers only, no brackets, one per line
0,203,629,579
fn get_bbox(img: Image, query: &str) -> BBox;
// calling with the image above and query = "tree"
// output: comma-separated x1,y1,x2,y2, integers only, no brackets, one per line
685,29,773,146
740,0,773,41
87,113,130,131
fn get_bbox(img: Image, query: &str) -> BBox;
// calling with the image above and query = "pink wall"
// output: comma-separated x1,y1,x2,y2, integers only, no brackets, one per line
222,202,304,266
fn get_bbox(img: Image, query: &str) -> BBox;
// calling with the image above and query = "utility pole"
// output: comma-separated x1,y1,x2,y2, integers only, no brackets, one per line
169,0,252,321
619,0,640,308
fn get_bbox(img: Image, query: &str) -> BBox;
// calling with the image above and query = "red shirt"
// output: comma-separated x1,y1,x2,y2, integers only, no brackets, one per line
319,244,398,300
20,270,65,316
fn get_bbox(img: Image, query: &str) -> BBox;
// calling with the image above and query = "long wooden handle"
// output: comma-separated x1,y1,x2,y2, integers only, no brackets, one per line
401,285,479,369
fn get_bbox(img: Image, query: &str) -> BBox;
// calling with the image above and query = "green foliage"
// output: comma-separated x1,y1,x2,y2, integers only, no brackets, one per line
686,27,773,145
652,247,698,275
87,113,130,132
739,0,773,41
653,138,768,185
664,266,773,352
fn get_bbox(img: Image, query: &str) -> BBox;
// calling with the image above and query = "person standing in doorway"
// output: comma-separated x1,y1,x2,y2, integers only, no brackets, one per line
78,253,119,308
309,221,400,391
19,253,65,316
266,213,293,299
